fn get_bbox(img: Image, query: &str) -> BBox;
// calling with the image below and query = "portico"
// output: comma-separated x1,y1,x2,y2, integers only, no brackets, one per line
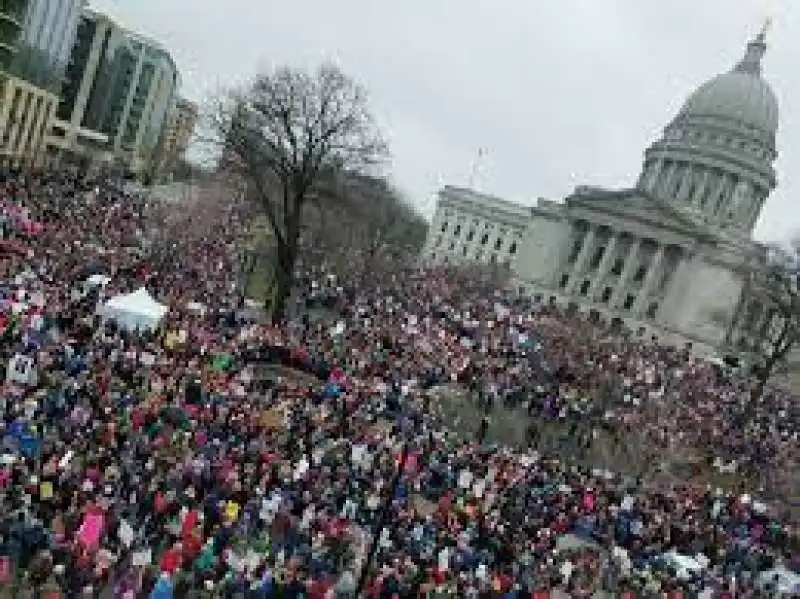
560,217,678,320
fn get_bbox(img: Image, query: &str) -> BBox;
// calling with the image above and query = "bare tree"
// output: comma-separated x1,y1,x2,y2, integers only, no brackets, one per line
735,241,800,394
328,173,428,260
215,63,387,320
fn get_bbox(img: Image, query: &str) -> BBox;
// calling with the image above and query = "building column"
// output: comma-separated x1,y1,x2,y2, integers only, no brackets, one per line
610,238,641,309
564,225,596,295
632,244,666,316
657,162,678,198
706,173,726,215
674,165,692,202
743,193,763,231
642,159,663,193
690,171,710,208
711,174,733,216
588,232,618,298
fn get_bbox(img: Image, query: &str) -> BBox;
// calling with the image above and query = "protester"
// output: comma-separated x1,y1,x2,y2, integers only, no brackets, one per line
0,168,795,598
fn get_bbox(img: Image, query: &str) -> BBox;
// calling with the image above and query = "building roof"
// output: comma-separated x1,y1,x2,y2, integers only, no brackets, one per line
441,185,529,214
678,27,778,136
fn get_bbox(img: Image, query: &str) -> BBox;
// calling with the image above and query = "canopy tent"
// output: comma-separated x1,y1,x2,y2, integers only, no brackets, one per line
757,566,800,595
98,287,168,331
660,551,708,580
86,274,111,287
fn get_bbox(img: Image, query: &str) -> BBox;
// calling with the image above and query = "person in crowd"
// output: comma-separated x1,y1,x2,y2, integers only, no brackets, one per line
0,167,795,598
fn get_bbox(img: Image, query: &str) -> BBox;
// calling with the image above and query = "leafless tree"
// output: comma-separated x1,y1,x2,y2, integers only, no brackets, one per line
735,241,800,395
213,63,388,320
329,173,427,259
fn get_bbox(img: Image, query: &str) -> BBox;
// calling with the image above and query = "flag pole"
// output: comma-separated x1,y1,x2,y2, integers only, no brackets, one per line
468,148,485,189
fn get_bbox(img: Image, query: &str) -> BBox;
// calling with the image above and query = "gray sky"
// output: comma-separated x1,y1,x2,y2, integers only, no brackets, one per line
90,0,795,241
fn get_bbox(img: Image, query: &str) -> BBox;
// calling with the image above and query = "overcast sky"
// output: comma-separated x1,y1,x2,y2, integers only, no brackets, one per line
90,0,795,241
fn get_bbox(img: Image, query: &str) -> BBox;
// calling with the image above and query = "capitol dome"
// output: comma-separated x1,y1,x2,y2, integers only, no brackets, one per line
637,25,779,236
677,29,778,136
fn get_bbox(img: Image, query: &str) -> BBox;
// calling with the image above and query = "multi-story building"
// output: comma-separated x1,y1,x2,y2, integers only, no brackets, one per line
0,0,84,167
157,96,198,175
0,0,27,74
116,33,178,175
420,186,527,266
46,9,178,174
16,0,85,92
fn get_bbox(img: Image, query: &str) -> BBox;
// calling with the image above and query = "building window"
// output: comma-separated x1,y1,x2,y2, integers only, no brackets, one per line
611,259,624,276
494,239,502,251
623,294,635,310
448,242,455,251
579,280,590,296
440,222,448,232
559,274,569,289
633,265,647,282
480,234,488,245
601,287,613,303
509,242,517,255
475,250,482,261
490,253,497,263
462,246,468,256
646,302,659,318
467,229,475,241
454,224,461,236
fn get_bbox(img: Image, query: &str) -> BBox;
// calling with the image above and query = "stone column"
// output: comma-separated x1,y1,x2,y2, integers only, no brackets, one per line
588,233,618,298
706,173,726,215
744,193,764,231
675,165,692,202
610,238,641,309
658,162,678,198
690,171,710,208
711,174,733,217
564,225,596,295
632,244,666,316
643,159,664,193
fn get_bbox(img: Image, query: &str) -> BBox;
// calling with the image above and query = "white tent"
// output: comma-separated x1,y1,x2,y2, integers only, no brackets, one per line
661,551,707,580
98,287,168,331
86,274,111,287
757,566,800,595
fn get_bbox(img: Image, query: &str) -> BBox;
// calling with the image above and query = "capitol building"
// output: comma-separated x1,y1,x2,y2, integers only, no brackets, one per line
421,28,783,352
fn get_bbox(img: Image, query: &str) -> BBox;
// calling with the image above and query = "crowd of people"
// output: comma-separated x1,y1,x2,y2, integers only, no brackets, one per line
0,169,796,597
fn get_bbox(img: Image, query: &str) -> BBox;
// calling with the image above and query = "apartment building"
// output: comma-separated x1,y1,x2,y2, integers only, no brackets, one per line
0,0,84,167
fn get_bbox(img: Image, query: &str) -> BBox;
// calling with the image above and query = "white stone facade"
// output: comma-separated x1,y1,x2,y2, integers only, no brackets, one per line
421,186,528,267
513,190,757,349
421,30,782,352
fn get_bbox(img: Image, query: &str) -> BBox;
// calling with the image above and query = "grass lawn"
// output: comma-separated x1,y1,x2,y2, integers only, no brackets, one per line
244,216,275,302
245,258,274,301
